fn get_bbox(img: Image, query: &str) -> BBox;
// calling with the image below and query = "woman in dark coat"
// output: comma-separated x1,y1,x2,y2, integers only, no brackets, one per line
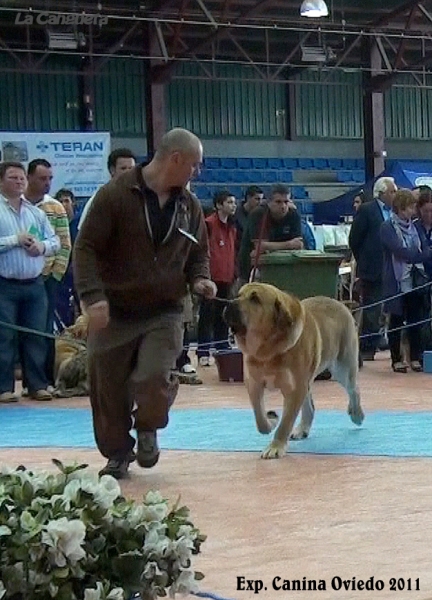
381,189,431,373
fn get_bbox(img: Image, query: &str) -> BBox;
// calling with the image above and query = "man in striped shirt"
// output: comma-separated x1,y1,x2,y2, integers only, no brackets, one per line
0,161,60,402
24,159,71,388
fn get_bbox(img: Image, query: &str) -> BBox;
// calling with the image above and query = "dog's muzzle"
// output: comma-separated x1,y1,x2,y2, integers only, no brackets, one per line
223,301,247,336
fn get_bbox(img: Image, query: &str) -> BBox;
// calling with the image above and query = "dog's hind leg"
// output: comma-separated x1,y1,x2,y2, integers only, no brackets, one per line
247,378,277,434
290,390,315,440
262,383,308,459
333,360,364,427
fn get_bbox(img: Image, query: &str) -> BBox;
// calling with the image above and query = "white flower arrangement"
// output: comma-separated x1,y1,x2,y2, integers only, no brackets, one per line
0,460,206,600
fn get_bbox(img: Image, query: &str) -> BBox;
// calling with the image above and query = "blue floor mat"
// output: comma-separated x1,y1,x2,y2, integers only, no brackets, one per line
2,406,432,458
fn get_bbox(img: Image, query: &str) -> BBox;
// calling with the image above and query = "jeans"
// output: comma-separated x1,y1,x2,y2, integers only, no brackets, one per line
44,276,60,386
0,276,48,394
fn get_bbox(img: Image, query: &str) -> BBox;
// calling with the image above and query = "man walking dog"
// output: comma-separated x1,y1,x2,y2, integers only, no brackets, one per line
73,128,216,479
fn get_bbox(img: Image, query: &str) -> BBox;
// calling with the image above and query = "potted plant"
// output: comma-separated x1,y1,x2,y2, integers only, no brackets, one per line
0,460,206,600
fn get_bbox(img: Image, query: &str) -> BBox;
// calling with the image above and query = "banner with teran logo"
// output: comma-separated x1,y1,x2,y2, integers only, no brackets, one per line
0,132,111,197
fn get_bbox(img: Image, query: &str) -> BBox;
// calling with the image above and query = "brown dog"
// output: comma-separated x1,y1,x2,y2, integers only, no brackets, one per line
223,283,364,459
54,315,89,398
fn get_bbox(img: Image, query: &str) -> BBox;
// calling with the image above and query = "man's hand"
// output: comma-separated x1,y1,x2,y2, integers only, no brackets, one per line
24,240,45,257
286,237,304,250
193,278,217,299
81,300,110,331
18,232,35,248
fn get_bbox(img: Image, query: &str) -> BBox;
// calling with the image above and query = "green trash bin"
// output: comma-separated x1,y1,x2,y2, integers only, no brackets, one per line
258,250,342,299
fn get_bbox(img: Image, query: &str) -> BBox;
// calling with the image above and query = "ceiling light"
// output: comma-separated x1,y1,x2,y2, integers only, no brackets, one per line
300,0,329,18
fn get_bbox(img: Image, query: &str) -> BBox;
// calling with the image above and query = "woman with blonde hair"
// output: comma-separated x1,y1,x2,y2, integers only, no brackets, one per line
381,189,432,373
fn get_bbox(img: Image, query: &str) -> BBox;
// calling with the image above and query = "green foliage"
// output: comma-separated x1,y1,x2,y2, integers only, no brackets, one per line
0,460,206,600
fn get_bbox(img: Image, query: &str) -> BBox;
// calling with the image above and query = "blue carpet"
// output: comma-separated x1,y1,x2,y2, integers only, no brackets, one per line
1,406,432,458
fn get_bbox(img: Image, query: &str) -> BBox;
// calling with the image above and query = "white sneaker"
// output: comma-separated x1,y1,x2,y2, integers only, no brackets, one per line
199,357,210,367
180,364,196,374
0,392,18,403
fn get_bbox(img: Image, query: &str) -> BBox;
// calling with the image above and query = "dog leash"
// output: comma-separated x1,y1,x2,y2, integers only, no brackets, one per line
249,208,269,283
0,319,58,340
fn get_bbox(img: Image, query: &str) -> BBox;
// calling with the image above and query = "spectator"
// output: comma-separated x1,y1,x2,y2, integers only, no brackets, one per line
55,189,79,244
239,184,303,282
349,177,397,361
24,159,71,388
236,185,264,237
412,184,432,202
55,189,80,326
78,148,136,230
0,161,60,403
197,190,238,366
381,189,431,373
353,189,367,213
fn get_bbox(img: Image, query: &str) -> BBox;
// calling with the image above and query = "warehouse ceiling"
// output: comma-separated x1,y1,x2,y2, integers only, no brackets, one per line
0,0,432,85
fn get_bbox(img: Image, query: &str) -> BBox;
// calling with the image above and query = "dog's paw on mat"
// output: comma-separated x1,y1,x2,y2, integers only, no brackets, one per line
266,410,279,430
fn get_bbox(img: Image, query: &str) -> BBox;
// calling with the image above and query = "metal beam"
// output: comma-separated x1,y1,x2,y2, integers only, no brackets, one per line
0,34,27,68
323,33,363,82
144,23,167,156
371,0,420,28
152,0,275,81
394,3,418,69
170,0,190,56
270,32,313,81
154,21,169,61
382,34,423,86
94,22,140,69
362,38,386,181
195,0,218,26
375,36,393,71
221,0,233,20
165,22,213,77
226,32,267,79
369,49,432,91
417,2,432,24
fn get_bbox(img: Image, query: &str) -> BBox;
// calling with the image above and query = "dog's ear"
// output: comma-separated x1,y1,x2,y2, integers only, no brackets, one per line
249,291,261,304
273,298,293,330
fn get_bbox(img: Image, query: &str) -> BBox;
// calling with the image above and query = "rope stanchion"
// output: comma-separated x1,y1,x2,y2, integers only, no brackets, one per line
1,287,431,351
359,315,432,340
351,280,432,313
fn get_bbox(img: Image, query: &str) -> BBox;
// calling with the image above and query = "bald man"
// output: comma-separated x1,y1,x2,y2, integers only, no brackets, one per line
73,128,217,479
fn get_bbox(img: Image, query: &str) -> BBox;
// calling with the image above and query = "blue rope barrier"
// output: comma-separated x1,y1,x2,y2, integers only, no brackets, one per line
1,282,431,349
194,591,236,600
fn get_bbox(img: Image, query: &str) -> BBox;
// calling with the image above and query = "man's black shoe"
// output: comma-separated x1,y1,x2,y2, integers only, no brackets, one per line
99,451,136,480
137,431,160,468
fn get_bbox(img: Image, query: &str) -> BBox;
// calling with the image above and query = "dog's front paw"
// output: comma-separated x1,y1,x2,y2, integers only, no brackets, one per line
290,426,308,440
261,441,285,459
348,405,365,426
